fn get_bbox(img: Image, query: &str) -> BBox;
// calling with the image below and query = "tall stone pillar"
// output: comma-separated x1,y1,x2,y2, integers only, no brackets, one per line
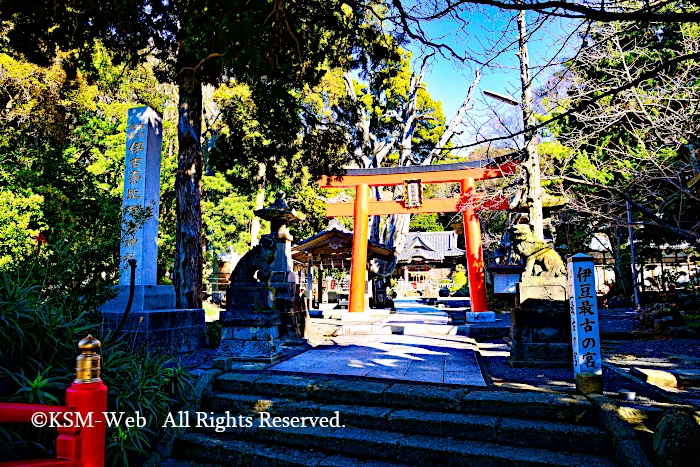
100,106,204,353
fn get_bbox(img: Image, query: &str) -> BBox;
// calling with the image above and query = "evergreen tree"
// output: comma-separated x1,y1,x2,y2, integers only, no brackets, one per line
0,0,390,307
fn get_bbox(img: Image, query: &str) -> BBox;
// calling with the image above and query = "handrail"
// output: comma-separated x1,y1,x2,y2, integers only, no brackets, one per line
0,404,73,424
0,335,108,467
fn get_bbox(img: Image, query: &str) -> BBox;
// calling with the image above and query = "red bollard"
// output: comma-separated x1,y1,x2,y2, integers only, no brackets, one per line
62,335,108,467
0,335,108,467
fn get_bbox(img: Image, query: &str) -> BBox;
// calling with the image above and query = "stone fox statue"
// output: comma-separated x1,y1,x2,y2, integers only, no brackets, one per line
230,235,276,284
511,224,567,278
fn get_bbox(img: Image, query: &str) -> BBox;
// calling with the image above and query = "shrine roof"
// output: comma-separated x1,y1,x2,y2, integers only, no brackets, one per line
292,219,393,260
398,231,465,263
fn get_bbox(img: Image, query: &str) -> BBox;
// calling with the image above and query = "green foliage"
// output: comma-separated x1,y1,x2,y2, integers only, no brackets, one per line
100,343,193,467
208,77,356,248
449,264,469,296
0,45,196,465
0,190,44,269
544,16,700,249
2,0,394,307
206,321,223,349
202,172,255,255
0,272,193,466
409,214,445,232
305,43,449,169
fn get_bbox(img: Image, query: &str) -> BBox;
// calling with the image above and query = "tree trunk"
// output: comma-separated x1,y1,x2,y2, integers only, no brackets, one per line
250,162,266,247
517,11,544,241
174,75,204,309
612,227,630,296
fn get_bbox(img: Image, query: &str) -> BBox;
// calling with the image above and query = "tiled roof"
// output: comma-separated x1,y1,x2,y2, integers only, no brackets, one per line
344,153,521,176
293,218,351,249
292,218,393,260
398,231,465,263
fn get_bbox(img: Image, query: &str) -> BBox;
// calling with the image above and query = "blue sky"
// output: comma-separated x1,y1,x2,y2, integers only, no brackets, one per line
402,9,578,150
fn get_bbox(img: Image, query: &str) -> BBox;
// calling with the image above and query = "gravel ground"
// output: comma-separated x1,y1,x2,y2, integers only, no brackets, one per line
603,337,700,404
598,307,640,333
603,337,700,363
479,336,700,406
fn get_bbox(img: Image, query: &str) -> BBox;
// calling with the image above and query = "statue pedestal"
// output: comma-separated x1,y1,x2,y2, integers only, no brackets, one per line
214,284,283,367
508,277,572,368
214,191,307,368
270,272,307,342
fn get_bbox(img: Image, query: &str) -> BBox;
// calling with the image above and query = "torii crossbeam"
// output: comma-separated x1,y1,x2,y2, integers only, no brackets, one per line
320,159,516,314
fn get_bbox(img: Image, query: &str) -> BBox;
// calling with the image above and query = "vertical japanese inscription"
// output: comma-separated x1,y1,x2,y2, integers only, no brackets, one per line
567,254,603,376
119,107,163,286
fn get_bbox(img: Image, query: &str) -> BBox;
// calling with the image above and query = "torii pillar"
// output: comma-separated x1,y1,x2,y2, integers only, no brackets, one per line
462,178,488,312
350,184,371,313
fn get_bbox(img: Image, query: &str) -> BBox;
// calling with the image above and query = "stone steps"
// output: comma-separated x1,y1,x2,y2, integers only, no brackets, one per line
214,372,596,423
173,432,408,467
166,371,619,466
202,392,611,454
161,459,220,467
174,425,616,467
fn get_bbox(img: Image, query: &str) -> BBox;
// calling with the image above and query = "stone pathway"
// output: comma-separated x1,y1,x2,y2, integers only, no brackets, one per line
269,334,485,386
269,299,486,386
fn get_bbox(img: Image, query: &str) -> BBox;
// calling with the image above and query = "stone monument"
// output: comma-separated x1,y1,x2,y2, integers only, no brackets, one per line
100,106,204,353
214,192,305,368
507,224,572,367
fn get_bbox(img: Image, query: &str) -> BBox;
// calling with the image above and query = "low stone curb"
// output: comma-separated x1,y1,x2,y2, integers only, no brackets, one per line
587,394,654,467
630,367,700,390
603,362,699,410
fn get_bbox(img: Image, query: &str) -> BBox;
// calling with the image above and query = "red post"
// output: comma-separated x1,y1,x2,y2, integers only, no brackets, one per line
63,381,107,466
67,335,107,467
349,183,370,312
461,178,488,312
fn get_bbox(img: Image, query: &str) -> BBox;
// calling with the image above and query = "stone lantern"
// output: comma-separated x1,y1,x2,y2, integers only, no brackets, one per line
214,192,305,368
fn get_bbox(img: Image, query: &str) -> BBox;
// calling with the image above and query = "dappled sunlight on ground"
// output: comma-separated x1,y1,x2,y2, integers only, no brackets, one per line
269,333,486,386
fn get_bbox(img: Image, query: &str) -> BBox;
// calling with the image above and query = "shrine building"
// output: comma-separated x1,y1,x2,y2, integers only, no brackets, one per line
395,231,466,297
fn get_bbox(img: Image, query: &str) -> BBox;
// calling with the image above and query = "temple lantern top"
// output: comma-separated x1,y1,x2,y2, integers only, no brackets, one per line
255,191,305,240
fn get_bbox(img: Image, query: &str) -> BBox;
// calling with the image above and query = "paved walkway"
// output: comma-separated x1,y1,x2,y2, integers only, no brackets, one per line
269,299,486,387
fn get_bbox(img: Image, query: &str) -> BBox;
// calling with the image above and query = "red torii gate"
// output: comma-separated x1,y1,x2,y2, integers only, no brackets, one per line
320,159,516,314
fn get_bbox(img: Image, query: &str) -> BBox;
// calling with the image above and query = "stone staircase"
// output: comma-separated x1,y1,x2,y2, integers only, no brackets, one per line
165,371,620,466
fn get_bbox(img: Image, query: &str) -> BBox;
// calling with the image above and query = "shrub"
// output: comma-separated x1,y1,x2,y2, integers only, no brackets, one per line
206,321,222,348
449,264,469,296
0,273,193,466
100,341,193,466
